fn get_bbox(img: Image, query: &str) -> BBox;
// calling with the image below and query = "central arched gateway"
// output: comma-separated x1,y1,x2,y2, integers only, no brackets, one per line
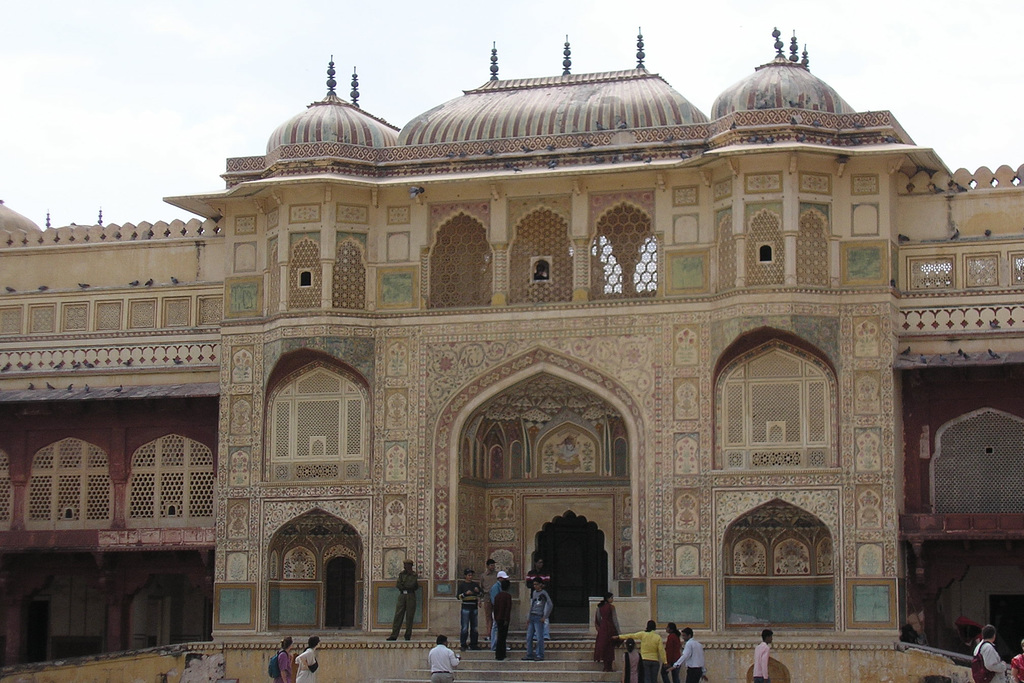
453,369,632,601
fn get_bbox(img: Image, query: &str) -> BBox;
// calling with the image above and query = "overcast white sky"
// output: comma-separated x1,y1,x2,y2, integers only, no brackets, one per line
2,0,1021,228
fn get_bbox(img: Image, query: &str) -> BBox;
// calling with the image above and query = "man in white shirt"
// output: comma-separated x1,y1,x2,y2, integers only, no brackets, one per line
753,628,773,683
428,634,460,683
974,624,1008,680
672,627,706,683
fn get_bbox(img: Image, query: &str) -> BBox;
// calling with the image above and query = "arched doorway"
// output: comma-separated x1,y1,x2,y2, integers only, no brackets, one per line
267,510,363,630
534,511,607,623
324,557,357,628
452,369,631,601
723,500,834,627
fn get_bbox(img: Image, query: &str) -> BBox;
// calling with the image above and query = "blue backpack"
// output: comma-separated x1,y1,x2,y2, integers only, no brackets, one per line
268,650,284,679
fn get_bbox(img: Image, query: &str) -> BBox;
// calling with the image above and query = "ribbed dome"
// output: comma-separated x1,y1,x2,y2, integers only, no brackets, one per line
398,69,708,145
0,200,41,232
266,91,399,154
711,55,853,119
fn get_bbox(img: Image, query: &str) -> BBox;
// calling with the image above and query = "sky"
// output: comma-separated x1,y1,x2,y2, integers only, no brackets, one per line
1,0,1022,228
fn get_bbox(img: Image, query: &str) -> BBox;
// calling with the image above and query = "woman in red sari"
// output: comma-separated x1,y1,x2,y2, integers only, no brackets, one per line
594,592,621,672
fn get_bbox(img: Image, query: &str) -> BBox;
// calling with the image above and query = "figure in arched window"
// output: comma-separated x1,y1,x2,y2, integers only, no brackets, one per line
533,259,550,281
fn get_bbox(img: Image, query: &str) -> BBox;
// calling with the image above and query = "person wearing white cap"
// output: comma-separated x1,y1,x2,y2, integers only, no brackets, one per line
489,570,510,650
492,577,513,660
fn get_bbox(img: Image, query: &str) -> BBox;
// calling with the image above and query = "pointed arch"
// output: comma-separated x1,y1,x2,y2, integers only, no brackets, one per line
722,499,834,626
127,434,214,526
264,353,370,483
715,332,837,470
933,407,1024,513
429,212,492,308
589,202,657,300
431,346,647,580
508,207,572,304
26,437,111,529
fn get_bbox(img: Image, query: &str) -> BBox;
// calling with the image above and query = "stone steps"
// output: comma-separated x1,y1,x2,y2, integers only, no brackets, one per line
380,643,617,683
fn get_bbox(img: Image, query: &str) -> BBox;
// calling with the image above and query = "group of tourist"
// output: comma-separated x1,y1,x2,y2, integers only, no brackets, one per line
271,635,321,683
595,594,774,683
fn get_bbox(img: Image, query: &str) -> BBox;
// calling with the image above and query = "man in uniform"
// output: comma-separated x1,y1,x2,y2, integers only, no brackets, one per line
387,559,419,641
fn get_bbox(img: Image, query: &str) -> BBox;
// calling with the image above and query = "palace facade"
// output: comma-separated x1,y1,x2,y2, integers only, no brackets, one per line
2,30,1023,666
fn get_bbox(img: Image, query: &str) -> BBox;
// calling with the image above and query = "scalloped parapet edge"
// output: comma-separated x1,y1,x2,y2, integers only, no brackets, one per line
0,218,221,249
897,164,1024,195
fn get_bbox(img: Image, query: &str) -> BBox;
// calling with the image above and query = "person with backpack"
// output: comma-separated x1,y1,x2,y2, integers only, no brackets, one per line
269,636,293,683
973,624,1008,683
294,635,320,683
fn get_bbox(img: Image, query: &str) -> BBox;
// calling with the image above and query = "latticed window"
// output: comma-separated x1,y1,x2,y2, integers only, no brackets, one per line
589,204,657,299
128,435,214,526
797,207,829,286
717,210,735,291
429,213,493,308
26,438,111,529
934,409,1024,513
746,209,784,286
509,209,573,304
0,450,10,526
289,238,322,309
717,345,834,469
269,367,368,482
332,238,366,310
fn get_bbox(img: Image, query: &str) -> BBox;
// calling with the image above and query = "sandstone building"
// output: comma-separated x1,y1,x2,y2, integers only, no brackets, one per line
1,30,1022,667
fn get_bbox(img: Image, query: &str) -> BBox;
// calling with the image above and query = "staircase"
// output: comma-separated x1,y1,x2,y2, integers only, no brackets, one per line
380,639,619,683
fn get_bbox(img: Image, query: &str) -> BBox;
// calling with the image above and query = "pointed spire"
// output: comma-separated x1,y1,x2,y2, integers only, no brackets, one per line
772,27,783,57
97,208,103,227
350,66,360,108
45,211,51,229
562,35,572,75
636,28,646,69
789,32,799,62
326,56,337,96
490,42,499,81
801,45,809,68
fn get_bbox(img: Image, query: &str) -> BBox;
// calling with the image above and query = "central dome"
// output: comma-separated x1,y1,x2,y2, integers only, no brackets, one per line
398,69,708,145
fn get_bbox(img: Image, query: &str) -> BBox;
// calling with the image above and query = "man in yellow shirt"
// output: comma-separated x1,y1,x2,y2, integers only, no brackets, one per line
618,620,666,683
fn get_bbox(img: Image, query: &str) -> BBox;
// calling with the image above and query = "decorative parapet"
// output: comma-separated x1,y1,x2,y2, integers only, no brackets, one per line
0,341,220,374
0,218,221,250
899,304,1024,334
897,164,1024,195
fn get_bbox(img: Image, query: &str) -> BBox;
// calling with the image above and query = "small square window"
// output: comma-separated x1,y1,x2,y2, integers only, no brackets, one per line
299,271,312,287
758,245,773,263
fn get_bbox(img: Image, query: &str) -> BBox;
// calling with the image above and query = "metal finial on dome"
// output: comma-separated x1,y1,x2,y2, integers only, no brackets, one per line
326,56,337,95
562,35,572,75
789,32,799,62
636,27,646,69
490,42,499,81
772,27,783,56
46,211,51,229
350,67,360,108
801,45,809,68
97,208,103,227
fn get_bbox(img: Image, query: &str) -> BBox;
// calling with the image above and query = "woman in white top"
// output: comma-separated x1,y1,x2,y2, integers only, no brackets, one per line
294,635,320,683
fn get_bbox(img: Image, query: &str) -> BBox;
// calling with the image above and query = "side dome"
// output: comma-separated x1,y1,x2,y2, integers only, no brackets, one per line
711,32,853,119
398,69,708,145
0,200,42,233
266,63,398,154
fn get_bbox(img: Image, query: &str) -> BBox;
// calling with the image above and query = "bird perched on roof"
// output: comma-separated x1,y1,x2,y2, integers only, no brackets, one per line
949,228,960,240
78,283,90,289
616,120,627,129
898,234,910,243
45,382,55,389
144,278,154,286
990,320,1001,329
4,286,15,293
129,280,139,286
988,349,1000,359
170,276,179,284
27,383,34,390
38,285,48,291
900,347,911,356
0,363,10,372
